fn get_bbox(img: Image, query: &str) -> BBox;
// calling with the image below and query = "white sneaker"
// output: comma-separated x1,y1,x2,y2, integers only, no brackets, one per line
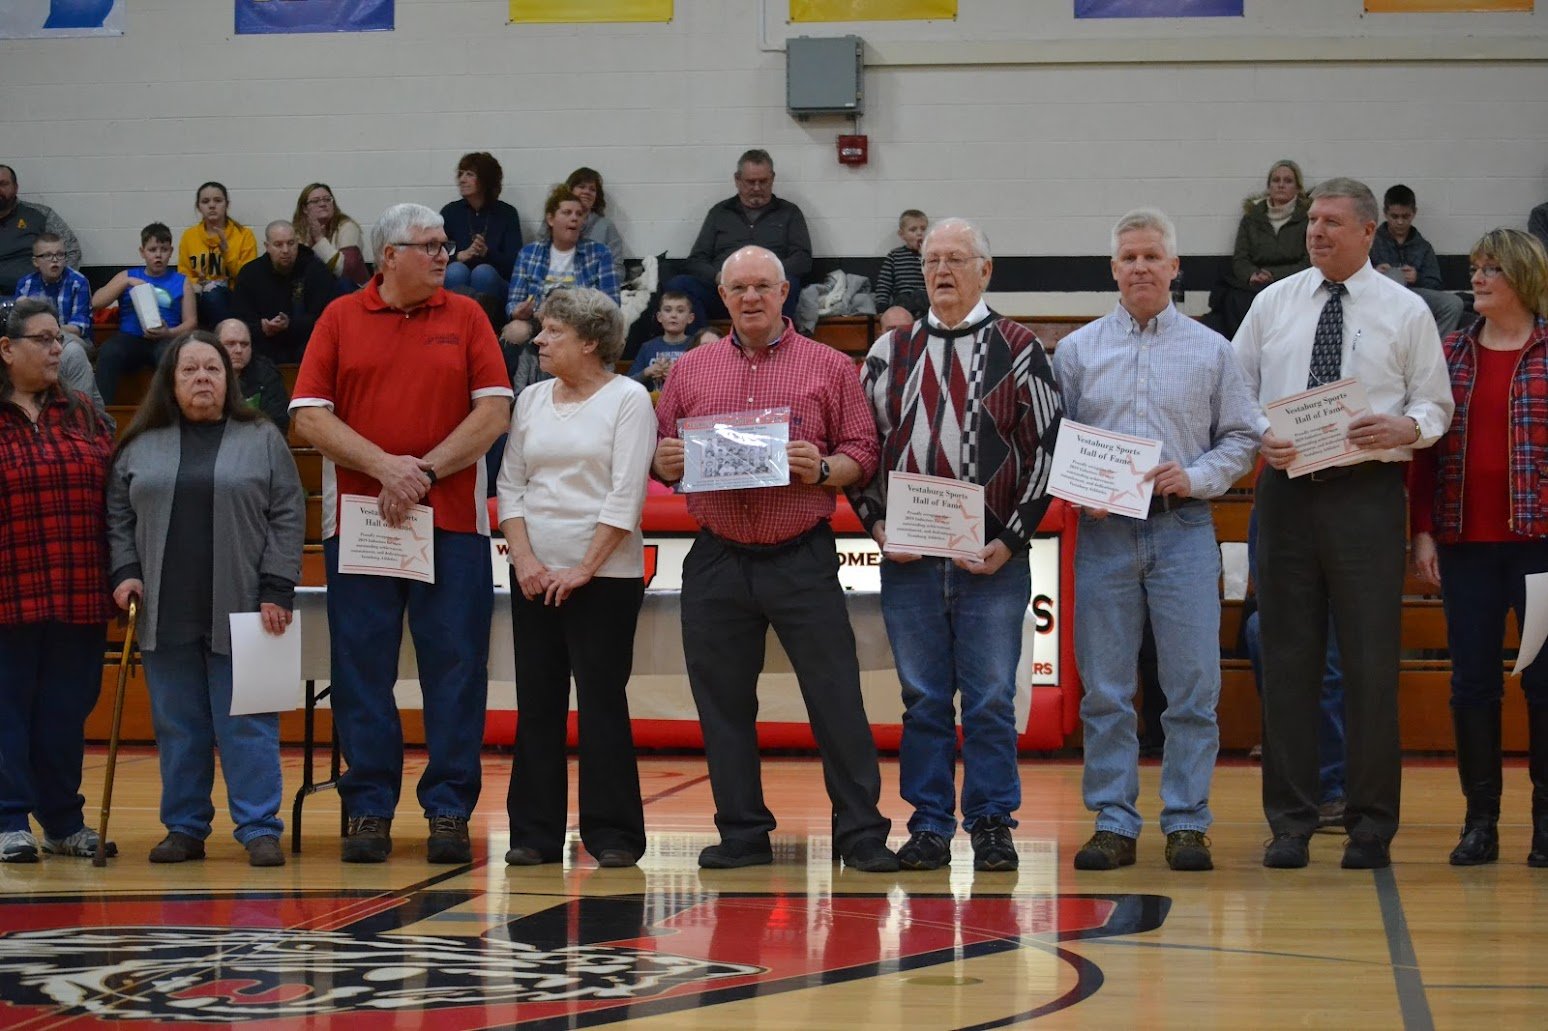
42,827,115,858
0,830,39,863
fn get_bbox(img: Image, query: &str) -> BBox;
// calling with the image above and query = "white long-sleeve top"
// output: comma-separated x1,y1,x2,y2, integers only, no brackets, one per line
495,375,654,578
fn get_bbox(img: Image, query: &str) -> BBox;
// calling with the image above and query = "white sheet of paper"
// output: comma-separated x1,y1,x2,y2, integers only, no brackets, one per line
1264,378,1371,478
1046,420,1163,520
229,611,302,716
337,493,434,583
883,471,985,560
1512,572,1548,676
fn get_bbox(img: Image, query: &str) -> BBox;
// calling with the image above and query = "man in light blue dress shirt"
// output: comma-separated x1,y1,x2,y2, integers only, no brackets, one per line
1053,208,1259,873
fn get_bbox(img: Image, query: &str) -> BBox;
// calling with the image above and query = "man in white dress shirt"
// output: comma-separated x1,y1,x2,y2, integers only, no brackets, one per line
1232,177,1453,871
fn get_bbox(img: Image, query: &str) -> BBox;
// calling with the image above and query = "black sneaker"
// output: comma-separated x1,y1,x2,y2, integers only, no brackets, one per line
148,831,205,864
897,831,952,871
504,845,548,866
342,816,393,863
971,821,1019,871
244,835,286,867
1164,830,1213,871
596,849,638,869
843,837,900,872
1073,830,1136,871
1341,833,1391,870
698,839,773,869
1263,833,1310,869
427,815,472,864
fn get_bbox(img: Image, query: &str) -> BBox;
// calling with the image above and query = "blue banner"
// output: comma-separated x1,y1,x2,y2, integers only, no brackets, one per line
1075,0,1243,16
235,0,394,35
0,0,123,38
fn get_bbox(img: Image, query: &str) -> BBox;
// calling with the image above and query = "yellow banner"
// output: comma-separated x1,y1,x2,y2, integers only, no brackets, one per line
790,0,956,21
509,0,671,23
1365,0,1530,11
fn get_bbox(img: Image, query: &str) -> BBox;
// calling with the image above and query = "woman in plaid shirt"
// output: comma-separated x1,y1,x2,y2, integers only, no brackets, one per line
0,298,117,864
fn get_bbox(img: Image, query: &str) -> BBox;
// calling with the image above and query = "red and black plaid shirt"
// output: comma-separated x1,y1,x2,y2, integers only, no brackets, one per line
656,320,879,545
0,392,114,625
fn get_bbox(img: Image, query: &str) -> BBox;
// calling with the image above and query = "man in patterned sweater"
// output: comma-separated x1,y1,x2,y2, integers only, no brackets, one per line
850,218,1063,872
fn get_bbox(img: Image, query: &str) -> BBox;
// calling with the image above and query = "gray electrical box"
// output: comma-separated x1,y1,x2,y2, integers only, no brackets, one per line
786,35,864,116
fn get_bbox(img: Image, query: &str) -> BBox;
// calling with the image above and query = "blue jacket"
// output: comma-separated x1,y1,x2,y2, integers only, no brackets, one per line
439,198,523,279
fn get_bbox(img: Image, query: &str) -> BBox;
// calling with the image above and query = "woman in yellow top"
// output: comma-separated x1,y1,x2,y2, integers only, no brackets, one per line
177,181,258,329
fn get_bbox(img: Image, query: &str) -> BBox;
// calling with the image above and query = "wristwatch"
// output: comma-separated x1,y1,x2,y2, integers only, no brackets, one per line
815,459,831,485
425,466,439,487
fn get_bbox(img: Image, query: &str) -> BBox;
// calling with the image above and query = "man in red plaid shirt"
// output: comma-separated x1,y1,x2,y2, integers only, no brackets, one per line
653,245,897,873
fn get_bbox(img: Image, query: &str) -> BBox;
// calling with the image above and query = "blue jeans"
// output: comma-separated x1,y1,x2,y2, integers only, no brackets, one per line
323,532,492,821
881,553,1030,837
0,622,105,836
444,261,508,300
1074,505,1220,837
1245,610,1346,803
1438,540,1548,710
141,642,282,843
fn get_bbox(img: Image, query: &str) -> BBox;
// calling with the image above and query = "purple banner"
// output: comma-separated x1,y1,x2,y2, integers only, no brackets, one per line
1075,0,1243,16
235,0,394,35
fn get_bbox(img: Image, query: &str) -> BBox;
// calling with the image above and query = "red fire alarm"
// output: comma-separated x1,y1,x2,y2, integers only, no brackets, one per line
837,134,868,166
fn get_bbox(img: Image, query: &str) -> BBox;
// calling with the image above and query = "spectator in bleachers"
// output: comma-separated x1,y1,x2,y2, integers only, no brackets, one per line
1372,184,1465,340
563,167,627,284
92,223,197,405
289,202,512,865
1235,177,1453,871
0,165,81,298
16,234,91,346
0,298,116,864
664,149,811,332
178,182,259,329
108,331,304,868
293,183,370,287
874,209,929,333
217,318,290,433
629,290,695,391
442,151,523,304
851,219,1062,874
1529,199,1548,250
500,186,619,349
496,287,653,868
232,221,336,364
1209,160,1310,339
653,245,895,873
1053,208,1258,874
1409,227,1548,869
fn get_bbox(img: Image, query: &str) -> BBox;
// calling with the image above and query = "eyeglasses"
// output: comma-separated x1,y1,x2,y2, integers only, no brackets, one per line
723,282,781,296
16,331,66,347
32,252,66,262
922,255,982,271
393,240,455,258
306,197,334,207
1468,264,1505,280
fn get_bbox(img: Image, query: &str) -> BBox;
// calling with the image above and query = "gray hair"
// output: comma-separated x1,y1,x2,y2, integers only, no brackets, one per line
923,218,992,261
5,297,58,337
737,148,774,174
265,219,294,241
1111,208,1178,259
718,245,786,286
537,287,627,365
214,317,251,342
371,202,445,259
1309,177,1380,224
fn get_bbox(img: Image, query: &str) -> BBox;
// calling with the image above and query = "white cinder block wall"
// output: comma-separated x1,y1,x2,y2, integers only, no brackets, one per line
2,0,1545,274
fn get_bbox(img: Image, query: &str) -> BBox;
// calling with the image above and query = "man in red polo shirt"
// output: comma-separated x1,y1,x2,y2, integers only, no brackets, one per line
652,245,897,873
291,203,512,865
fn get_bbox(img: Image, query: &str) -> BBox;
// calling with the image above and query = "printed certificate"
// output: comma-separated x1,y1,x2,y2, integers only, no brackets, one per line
1264,378,1371,478
1047,420,1163,520
883,471,985,560
678,407,791,493
337,493,435,583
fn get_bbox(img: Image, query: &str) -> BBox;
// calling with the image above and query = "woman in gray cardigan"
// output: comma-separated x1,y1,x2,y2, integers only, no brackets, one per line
107,331,304,867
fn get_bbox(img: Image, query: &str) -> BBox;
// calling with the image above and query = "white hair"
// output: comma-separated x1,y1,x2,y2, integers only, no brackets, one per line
718,245,786,285
371,203,444,259
1111,208,1178,259
922,217,991,261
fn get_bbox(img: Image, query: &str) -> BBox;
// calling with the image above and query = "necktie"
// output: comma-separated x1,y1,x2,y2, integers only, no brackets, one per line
1307,281,1346,388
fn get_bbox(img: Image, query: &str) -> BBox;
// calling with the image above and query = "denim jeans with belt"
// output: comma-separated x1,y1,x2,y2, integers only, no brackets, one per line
1074,503,1221,838
880,552,1030,837
141,641,283,844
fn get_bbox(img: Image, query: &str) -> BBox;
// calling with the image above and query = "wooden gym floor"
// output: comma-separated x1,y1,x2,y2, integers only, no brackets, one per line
0,750,1544,1029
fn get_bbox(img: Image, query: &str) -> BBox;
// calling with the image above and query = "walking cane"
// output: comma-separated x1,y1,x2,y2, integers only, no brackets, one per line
94,597,138,868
